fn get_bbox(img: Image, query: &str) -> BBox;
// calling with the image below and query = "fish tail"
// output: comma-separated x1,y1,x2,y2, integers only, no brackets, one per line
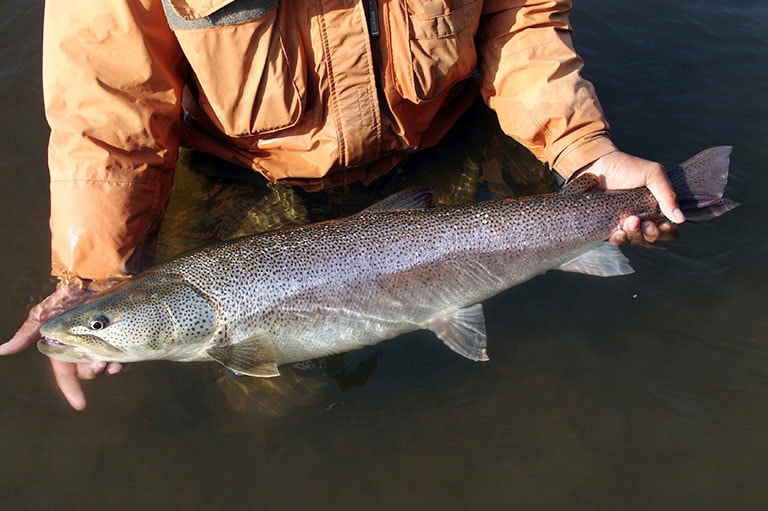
667,146,739,221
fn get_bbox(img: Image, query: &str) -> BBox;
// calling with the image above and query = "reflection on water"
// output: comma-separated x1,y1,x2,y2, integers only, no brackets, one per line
155,149,312,259
213,366,330,418
1,1,768,510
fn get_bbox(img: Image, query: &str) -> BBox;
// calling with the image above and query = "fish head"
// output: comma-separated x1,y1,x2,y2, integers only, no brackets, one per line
38,275,221,363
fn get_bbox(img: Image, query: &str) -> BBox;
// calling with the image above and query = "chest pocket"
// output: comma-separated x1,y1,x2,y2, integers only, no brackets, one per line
386,0,481,103
163,0,305,136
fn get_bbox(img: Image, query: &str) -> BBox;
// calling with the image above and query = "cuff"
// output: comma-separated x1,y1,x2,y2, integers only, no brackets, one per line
50,179,172,281
552,135,618,181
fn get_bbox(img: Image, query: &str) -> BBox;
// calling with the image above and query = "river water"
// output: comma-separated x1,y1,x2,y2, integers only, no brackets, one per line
1,1,766,510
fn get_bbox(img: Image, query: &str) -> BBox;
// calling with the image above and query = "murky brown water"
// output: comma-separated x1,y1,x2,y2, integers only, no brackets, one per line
1,1,767,510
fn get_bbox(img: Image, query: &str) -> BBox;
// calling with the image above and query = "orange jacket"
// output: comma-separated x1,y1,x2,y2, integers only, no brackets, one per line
44,0,617,283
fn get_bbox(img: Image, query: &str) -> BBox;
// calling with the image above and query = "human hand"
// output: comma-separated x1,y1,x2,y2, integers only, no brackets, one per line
573,150,686,245
0,283,127,410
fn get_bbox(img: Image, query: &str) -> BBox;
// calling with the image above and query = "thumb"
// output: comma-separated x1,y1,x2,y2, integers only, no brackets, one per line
646,170,685,224
0,304,48,355
1,285,95,356
0,322,41,355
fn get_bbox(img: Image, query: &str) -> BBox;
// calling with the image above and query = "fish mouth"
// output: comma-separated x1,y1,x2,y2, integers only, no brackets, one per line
37,334,125,363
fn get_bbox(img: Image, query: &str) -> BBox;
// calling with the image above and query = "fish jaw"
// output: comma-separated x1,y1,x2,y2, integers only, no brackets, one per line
38,321,126,363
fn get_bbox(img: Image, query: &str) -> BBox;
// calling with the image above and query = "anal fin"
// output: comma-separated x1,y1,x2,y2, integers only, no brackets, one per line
558,242,634,277
426,304,489,362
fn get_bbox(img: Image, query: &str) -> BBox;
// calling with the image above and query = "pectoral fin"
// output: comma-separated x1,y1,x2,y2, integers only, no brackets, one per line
558,242,634,277
427,304,489,361
206,337,280,377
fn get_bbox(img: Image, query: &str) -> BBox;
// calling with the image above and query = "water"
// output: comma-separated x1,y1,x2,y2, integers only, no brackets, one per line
1,1,766,510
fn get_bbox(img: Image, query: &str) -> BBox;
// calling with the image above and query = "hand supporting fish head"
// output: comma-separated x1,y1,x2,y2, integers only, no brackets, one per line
37,276,221,364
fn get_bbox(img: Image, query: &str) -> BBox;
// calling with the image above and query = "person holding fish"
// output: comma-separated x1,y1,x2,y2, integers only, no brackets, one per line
1,0,684,409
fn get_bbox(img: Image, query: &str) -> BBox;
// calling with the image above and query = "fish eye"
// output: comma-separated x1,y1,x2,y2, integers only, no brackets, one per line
88,315,110,330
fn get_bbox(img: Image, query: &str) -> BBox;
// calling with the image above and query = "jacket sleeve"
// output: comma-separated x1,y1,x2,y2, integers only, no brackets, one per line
43,0,187,282
477,0,618,179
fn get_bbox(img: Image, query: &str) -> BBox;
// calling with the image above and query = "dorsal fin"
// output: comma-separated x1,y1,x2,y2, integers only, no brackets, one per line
361,188,434,213
560,173,601,195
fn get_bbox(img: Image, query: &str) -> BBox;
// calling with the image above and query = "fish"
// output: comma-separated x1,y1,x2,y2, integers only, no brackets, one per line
38,146,738,376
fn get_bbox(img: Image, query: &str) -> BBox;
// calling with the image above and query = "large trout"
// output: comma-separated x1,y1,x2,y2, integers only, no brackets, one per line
38,147,738,376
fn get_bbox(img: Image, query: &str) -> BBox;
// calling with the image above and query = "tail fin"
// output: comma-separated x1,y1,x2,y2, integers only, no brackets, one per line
667,146,739,221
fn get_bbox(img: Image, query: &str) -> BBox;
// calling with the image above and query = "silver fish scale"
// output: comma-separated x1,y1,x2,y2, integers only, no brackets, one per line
146,186,658,364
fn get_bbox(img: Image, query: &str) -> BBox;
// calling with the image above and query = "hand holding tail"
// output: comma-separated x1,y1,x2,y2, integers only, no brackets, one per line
574,150,685,245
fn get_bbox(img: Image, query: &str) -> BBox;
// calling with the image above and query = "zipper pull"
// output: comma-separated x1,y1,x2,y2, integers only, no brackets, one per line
366,0,380,36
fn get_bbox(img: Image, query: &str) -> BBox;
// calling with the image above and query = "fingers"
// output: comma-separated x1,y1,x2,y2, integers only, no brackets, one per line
50,359,87,411
0,298,54,354
609,230,627,245
1,285,95,356
0,315,44,355
622,216,642,244
48,360,129,411
580,150,686,226
106,362,126,375
641,221,659,243
645,167,685,224
75,361,128,378
5,283,123,411
583,151,686,245
78,361,107,380
613,217,665,245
